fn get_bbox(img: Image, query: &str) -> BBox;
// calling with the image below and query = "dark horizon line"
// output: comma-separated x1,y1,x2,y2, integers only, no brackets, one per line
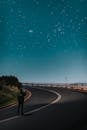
22,82,87,85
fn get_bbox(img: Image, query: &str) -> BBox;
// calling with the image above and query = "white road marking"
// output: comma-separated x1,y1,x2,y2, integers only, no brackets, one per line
25,88,61,115
0,88,61,124
0,116,19,123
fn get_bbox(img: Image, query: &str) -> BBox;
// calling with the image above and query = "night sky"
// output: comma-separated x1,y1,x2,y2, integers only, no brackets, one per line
0,0,87,83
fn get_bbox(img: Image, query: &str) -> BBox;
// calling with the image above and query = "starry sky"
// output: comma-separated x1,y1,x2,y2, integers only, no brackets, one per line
0,0,87,83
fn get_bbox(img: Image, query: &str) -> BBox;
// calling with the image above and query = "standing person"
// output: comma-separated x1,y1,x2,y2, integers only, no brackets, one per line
17,88,26,115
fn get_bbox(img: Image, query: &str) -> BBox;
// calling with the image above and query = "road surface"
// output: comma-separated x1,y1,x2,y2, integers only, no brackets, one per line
0,86,87,130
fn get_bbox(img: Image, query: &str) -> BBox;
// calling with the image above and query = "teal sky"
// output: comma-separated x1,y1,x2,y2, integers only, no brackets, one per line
0,0,87,83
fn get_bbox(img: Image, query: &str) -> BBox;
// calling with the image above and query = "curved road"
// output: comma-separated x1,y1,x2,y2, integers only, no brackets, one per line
0,86,87,130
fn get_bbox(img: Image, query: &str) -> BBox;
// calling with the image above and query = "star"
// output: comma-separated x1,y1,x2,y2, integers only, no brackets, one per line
66,14,69,17
53,29,57,34
72,25,75,30
58,27,61,32
12,0,16,4
75,41,79,48
76,9,79,13
61,0,65,2
70,19,73,23
13,31,16,35
10,8,14,13
78,26,81,30
50,11,54,16
0,20,2,23
75,16,79,20
81,19,84,23
40,31,43,35
84,16,87,20
33,0,39,5
64,49,68,53
48,4,51,8
22,15,26,20
60,9,65,15
10,25,14,29
80,0,85,2
47,38,51,43
28,29,34,33
60,31,65,35
7,0,11,2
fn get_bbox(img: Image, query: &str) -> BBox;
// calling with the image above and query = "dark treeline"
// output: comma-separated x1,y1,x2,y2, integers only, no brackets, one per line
0,75,21,90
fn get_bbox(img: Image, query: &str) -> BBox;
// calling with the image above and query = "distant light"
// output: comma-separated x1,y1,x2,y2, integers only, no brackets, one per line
28,29,34,33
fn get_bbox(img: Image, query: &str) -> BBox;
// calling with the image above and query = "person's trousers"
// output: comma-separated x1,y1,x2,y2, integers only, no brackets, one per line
18,103,24,115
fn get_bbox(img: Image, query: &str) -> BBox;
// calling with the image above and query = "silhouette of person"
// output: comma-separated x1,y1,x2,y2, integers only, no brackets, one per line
17,88,26,115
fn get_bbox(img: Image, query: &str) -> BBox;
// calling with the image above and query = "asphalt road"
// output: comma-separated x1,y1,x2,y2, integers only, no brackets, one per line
0,86,87,130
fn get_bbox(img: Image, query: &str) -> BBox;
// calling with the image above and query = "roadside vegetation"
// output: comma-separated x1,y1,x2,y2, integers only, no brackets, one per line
0,76,21,107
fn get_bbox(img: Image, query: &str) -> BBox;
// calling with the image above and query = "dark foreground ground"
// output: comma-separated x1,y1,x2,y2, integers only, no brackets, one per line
0,86,87,130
